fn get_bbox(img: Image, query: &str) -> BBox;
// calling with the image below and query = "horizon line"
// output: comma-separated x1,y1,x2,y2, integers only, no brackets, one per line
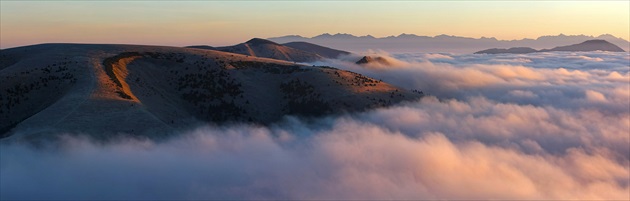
269,33,628,41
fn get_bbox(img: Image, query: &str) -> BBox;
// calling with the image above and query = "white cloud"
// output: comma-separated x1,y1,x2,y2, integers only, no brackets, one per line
585,90,608,103
1,51,628,200
509,90,539,98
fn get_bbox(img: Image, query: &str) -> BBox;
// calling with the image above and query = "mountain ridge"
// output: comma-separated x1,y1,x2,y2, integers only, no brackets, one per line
268,33,629,53
271,33,628,43
475,40,626,54
282,41,351,59
540,39,625,52
188,39,351,62
189,38,323,62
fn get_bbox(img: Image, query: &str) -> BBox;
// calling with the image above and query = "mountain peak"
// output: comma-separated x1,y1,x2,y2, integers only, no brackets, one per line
314,33,333,38
597,34,616,38
281,34,303,38
360,35,375,38
246,38,279,46
582,39,608,44
542,39,625,52
213,38,323,62
333,33,354,37
435,34,452,38
398,33,418,38
313,33,359,39
355,56,391,66
477,39,625,54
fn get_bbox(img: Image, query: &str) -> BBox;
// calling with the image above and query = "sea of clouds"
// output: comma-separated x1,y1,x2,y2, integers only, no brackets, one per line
1,51,628,200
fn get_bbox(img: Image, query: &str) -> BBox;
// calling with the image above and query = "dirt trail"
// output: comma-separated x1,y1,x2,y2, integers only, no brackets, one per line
102,52,143,101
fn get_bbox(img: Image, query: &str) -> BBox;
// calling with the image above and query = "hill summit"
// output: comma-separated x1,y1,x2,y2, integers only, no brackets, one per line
540,40,625,52
355,56,391,66
187,38,323,62
188,39,350,62
245,38,281,46
475,40,626,54
282,42,350,58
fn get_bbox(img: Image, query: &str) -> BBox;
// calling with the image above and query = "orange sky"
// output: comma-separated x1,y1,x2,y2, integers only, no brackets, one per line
1,1,628,48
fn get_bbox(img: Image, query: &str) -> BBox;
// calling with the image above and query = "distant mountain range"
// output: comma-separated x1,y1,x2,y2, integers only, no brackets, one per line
475,40,625,54
268,33,630,53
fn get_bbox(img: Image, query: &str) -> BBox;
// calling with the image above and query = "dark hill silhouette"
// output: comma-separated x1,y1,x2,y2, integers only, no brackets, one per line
540,40,625,52
475,40,626,54
282,42,350,59
475,47,537,54
186,45,215,50
355,56,391,66
245,38,281,46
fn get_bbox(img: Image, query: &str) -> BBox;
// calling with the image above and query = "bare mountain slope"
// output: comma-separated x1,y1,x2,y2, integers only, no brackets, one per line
355,56,392,66
212,38,324,62
185,45,215,50
282,41,350,59
0,44,422,140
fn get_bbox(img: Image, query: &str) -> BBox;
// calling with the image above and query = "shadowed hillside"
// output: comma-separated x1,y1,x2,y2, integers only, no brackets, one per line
540,40,625,52
282,41,350,59
355,56,391,65
185,45,215,50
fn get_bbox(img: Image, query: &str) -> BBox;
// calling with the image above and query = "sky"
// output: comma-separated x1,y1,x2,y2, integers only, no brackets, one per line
0,1,629,48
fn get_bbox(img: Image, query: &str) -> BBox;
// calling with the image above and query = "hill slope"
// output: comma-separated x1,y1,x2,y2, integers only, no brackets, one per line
282,42,350,59
185,45,215,50
211,38,325,62
355,56,391,65
0,44,422,140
